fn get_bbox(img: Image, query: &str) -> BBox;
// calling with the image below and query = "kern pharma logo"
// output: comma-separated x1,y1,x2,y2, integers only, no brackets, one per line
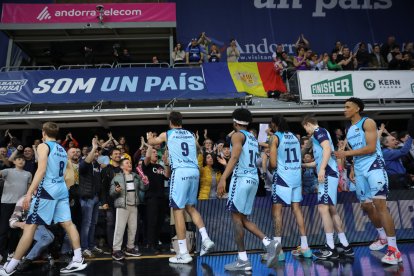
311,74,353,97
0,80,28,95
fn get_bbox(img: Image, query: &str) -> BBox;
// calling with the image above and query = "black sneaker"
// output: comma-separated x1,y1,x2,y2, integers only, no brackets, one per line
16,258,33,272
146,247,160,256
125,247,142,257
313,245,339,260
336,244,354,257
112,250,125,261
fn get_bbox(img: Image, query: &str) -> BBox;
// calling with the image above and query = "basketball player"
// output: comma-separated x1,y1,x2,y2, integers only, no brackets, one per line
334,97,401,265
301,116,353,259
0,122,86,276
217,108,280,271
146,111,214,264
268,115,312,260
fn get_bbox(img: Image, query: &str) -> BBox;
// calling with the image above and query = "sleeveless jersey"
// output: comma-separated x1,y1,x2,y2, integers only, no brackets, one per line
42,141,68,199
311,127,338,177
275,131,302,187
346,117,385,172
166,128,198,170
232,130,259,180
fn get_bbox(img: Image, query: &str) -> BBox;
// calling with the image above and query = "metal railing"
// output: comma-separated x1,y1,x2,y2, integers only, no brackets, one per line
0,65,56,72
358,67,388,71
115,62,170,68
58,64,113,70
172,62,202,68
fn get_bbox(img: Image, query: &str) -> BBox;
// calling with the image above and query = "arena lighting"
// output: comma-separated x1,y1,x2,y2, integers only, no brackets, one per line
96,5,104,23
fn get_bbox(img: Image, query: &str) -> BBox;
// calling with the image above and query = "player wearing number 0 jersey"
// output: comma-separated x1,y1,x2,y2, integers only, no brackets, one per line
146,111,214,264
334,98,401,265
268,115,312,261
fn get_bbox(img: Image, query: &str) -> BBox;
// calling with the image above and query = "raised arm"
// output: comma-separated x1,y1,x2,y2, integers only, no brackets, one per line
147,131,167,146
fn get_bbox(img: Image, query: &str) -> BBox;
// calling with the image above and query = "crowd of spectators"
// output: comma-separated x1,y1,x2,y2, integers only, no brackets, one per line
0,120,413,269
170,33,413,71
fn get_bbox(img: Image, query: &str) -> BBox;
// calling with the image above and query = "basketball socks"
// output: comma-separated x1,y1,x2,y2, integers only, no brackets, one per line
338,233,349,247
199,227,209,242
326,233,335,249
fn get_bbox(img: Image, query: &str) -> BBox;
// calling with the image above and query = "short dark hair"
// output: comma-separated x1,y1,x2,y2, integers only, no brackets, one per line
42,122,59,138
232,108,252,126
345,97,365,112
13,154,25,161
169,111,183,126
271,115,289,133
109,148,121,157
301,115,318,126
119,158,129,166
223,142,230,148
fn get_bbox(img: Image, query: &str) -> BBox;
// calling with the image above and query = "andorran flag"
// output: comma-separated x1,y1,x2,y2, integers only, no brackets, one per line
203,62,287,97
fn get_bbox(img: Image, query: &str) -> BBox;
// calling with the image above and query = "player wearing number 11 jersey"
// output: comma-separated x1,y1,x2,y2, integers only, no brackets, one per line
268,115,312,261
146,111,214,264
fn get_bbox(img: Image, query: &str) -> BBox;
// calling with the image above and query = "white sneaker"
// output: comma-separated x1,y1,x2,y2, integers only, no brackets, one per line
200,238,215,256
169,253,193,264
60,258,87,274
369,238,388,251
0,265,16,276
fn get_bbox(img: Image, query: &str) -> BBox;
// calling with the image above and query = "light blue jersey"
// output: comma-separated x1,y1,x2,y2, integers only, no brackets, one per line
167,128,198,170
346,117,388,201
312,127,338,177
231,130,259,180
27,141,71,225
274,131,301,187
227,130,259,215
41,141,68,199
346,117,385,172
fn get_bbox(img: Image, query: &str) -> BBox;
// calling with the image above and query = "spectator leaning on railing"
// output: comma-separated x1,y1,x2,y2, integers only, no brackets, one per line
226,38,240,62
186,38,203,64
381,131,413,190
172,43,185,64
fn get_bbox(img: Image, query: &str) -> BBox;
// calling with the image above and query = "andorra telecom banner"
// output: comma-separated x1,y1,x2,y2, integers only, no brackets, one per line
1,3,176,24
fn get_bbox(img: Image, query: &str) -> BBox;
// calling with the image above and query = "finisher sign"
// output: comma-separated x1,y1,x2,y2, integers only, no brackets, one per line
298,71,414,101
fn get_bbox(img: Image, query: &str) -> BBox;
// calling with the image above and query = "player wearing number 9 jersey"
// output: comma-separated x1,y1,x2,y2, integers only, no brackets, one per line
268,115,312,260
147,111,214,264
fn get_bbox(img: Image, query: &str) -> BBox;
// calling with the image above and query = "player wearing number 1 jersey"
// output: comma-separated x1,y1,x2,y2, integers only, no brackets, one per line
147,111,214,264
268,115,312,261
1,122,86,276
217,108,281,271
